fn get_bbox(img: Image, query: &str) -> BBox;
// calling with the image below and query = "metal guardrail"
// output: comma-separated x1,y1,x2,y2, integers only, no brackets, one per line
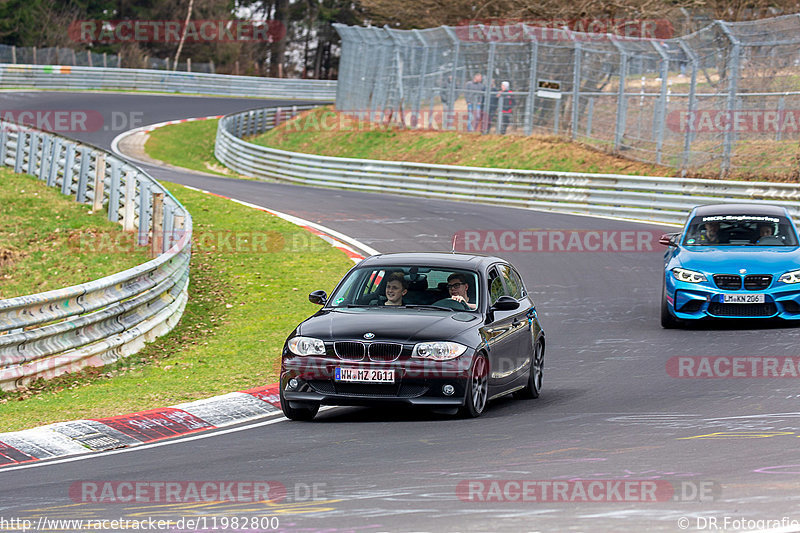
0,64,337,101
215,106,800,226
0,121,192,391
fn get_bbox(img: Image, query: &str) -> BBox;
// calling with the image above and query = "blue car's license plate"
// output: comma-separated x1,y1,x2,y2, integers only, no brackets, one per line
723,294,765,303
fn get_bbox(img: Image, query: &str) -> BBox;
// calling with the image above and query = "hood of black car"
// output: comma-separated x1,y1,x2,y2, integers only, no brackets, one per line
297,308,479,343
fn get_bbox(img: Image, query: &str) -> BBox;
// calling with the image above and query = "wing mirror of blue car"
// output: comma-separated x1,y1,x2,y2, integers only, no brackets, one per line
659,233,680,247
491,295,520,311
308,290,328,306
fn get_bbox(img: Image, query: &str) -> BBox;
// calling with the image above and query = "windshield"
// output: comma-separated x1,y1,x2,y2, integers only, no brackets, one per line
328,266,480,310
683,214,799,246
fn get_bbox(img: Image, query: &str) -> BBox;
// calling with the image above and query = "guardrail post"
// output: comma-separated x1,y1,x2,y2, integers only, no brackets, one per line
47,138,62,187
27,131,38,176
108,159,121,222
150,193,164,257
163,203,175,252
138,180,152,246
14,130,25,174
93,154,107,212
122,171,136,232
0,127,8,166
38,136,51,181
76,147,90,203
62,143,76,195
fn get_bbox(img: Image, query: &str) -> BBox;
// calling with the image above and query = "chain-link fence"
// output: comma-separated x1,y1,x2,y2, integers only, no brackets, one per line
0,44,215,73
334,15,800,178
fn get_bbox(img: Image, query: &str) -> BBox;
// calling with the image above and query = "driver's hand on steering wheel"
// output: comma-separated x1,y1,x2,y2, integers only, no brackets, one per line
451,295,467,304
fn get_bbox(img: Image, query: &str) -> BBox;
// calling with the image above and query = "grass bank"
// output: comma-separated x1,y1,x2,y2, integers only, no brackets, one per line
0,177,354,431
0,168,149,299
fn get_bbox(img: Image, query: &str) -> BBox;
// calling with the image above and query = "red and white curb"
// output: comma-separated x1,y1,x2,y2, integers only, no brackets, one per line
0,385,281,467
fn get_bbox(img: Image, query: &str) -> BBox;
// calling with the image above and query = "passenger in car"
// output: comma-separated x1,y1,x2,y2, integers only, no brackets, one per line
447,273,477,310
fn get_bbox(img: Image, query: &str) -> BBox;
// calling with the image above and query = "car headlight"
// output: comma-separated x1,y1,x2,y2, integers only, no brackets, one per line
779,270,800,284
672,267,707,283
412,341,468,361
287,336,326,356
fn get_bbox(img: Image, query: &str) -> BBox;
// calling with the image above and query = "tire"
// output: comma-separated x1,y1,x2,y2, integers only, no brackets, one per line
461,354,489,418
514,340,544,400
660,281,680,329
280,386,319,421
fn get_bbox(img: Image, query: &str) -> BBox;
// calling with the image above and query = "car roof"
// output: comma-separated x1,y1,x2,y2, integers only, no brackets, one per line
692,203,789,217
358,252,506,270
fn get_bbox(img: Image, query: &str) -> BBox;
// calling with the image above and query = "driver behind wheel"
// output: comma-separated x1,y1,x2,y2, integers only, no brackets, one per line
447,273,477,310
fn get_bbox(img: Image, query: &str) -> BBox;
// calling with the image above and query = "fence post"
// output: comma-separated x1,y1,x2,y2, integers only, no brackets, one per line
776,95,786,142
32,46,36,65
651,41,670,164
612,43,628,152
586,98,594,136
442,27,461,130
414,31,430,129
187,58,192,72
482,40,496,134
103,52,107,68
76,146,90,203
93,154,106,212
571,42,582,139
717,21,741,176
524,30,539,136
678,39,698,175
122,171,136,232
11,45,15,64
87,51,92,67
150,193,164,257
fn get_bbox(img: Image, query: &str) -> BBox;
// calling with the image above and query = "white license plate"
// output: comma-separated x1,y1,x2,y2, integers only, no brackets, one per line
335,367,395,383
723,293,765,304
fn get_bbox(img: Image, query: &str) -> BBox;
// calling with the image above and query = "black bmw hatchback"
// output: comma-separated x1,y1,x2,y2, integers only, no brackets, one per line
279,252,545,420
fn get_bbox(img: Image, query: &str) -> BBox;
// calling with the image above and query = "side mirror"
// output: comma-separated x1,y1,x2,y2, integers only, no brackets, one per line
659,233,680,247
491,295,520,311
308,290,328,306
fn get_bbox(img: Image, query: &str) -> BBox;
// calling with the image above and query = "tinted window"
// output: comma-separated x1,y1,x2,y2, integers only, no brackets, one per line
488,267,508,305
499,265,525,299
684,214,798,246
328,266,480,309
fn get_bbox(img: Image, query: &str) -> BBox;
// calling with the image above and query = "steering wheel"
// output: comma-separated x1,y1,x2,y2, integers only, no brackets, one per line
432,298,470,310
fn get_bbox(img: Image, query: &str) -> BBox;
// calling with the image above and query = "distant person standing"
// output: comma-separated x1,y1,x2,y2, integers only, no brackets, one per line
464,73,486,132
498,81,514,134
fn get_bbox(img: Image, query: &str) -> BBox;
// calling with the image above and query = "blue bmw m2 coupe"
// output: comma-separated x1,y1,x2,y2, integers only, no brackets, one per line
660,204,800,327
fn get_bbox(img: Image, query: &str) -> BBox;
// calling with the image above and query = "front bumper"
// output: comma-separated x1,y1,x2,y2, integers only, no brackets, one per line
666,277,800,320
280,354,472,408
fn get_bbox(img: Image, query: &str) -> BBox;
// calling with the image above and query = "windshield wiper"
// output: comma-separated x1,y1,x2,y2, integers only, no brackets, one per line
400,304,458,312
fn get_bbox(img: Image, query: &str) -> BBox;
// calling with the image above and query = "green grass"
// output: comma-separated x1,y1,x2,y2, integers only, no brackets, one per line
0,168,150,299
145,119,233,176
0,179,354,431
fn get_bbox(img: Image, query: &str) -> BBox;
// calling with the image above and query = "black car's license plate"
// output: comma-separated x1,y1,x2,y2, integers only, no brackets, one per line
335,367,395,383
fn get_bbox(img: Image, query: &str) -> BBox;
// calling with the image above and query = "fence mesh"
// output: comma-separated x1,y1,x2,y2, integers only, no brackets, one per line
334,14,800,177
0,44,215,73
